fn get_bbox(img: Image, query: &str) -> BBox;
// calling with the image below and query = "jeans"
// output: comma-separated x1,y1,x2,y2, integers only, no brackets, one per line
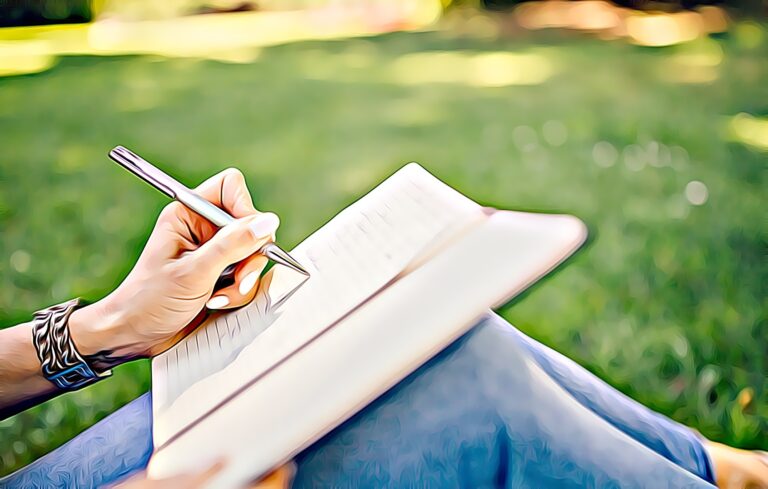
1,313,715,488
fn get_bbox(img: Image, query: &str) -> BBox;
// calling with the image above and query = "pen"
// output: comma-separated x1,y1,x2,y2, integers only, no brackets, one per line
108,146,309,286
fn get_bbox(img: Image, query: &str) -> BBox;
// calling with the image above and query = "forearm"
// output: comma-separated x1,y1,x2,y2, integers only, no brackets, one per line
0,320,58,418
0,299,129,419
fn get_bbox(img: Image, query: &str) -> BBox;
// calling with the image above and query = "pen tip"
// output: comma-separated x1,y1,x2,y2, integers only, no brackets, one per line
263,243,310,276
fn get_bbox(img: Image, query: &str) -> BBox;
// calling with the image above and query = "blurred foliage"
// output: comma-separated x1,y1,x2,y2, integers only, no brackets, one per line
468,0,766,14
0,23,766,475
0,0,93,28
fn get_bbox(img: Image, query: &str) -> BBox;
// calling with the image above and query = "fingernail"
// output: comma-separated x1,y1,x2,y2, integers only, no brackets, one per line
248,212,280,239
206,295,230,309
238,271,259,296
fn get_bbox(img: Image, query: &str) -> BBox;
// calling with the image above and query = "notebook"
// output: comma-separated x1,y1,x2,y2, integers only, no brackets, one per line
148,163,587,487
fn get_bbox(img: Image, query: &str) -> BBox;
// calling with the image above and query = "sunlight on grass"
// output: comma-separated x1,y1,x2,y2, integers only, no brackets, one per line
727,113,768,151
390,51,554,87
0,40,56,77
658,38,723,84
294,47,554,87
0,4,441,77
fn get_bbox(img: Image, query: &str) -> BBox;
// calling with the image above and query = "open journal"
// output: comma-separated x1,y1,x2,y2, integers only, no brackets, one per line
149,163,587,487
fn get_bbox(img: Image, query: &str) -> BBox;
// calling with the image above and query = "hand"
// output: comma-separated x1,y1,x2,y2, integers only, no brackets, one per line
70,168,279,362
113,462,296,489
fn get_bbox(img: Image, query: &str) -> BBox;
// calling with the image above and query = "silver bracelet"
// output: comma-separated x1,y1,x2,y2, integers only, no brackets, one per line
31,299,111,391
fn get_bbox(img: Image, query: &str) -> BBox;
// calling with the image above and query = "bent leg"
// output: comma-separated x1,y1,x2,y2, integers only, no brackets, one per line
493,313,715,483
293,316,714,488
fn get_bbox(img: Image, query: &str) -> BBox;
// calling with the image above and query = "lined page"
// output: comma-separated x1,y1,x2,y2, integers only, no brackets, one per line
152,163,482,446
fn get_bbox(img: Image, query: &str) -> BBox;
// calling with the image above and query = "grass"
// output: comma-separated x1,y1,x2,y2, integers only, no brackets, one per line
0,24,766,475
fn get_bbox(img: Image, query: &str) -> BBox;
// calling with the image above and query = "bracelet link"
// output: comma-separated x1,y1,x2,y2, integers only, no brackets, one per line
31,299,111,391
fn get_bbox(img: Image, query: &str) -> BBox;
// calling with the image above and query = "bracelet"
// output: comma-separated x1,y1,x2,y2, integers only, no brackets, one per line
31,298,112,391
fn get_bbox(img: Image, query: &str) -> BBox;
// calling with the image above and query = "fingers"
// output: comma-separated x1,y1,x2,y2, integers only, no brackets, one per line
247,463,297,489
157,201,218,255
111,461,224,489
194,168,258,218
206,254,269,310
159,168,271,256
114,461,296,489
190,212,280,281
183,460,227,488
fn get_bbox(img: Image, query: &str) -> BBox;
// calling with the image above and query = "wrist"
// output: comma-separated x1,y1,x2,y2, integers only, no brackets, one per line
68,296,139,365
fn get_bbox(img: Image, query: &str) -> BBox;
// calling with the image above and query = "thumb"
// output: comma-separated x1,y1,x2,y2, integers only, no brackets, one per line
191,212,280,275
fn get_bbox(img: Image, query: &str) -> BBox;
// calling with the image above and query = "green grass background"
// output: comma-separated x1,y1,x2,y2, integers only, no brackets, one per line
0,26,766,475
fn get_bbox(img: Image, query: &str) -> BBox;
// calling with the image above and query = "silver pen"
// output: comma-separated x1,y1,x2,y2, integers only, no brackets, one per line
108,146,308,286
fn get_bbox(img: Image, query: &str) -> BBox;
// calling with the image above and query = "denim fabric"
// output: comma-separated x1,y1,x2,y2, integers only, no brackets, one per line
1,394,153,488
501,319,715,483
1,314,715,488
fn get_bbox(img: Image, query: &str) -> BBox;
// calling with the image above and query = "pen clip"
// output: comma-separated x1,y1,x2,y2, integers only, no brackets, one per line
109,146,184,199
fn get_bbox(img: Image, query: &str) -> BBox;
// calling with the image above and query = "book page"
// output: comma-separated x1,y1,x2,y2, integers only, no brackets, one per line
152,163,483,446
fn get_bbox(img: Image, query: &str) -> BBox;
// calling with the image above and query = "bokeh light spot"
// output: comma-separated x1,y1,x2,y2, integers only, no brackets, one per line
593,141,618,167
627,12,702,47
10,250,31,273
11,442,25,456
734,21,765,49
542,120,568,147
685,180,708,206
